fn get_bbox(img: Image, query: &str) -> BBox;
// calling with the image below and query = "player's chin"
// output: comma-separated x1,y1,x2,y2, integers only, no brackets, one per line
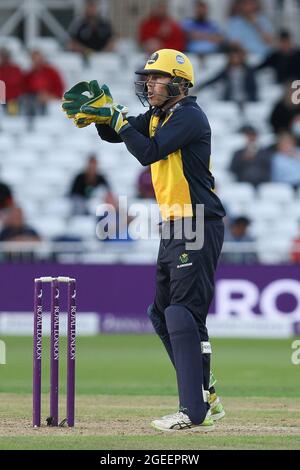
148,94,160,106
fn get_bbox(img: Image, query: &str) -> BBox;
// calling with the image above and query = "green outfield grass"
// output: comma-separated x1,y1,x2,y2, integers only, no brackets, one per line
0,336,299,450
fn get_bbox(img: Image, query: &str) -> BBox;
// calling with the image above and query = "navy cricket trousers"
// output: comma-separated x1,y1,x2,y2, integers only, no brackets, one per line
153,217,224,342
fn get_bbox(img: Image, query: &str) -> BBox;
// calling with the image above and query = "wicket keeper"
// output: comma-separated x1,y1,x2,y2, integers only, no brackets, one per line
62,48,226,431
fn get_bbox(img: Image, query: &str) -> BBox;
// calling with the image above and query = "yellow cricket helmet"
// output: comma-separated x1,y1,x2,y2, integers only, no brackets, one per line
136,49,194,87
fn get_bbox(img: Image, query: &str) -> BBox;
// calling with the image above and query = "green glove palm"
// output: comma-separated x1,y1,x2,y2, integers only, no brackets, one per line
62,80,105,128
73,83,115,128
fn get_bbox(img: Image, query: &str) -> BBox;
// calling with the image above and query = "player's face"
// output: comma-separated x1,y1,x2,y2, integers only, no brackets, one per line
146,74,171,107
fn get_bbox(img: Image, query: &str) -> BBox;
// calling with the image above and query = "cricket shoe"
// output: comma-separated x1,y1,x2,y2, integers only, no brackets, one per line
209,393,225,421
151,409,214,432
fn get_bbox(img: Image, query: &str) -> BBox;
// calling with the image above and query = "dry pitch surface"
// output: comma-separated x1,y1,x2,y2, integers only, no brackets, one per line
0,394,300,450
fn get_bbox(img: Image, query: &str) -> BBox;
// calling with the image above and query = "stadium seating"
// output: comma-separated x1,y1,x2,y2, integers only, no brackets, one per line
27,37,60,56
68,216,97,239
0,36,23,53
258,183,295,204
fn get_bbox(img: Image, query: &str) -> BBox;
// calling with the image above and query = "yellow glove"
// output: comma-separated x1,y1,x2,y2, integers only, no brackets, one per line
76,103,128,133
74,84,116,127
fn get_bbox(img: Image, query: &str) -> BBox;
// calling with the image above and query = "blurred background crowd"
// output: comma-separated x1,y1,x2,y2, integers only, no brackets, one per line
0,0,300,264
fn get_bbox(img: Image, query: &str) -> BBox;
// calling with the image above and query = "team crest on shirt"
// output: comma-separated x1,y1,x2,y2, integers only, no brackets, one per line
177,253,193,269
179,253,189,264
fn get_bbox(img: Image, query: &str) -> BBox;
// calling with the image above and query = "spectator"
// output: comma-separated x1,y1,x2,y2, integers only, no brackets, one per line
0,180,13,211
0,206,40,242
96,192,134,242
0,48,24,115
137,166,155,199
195,45,257,103
270,83,300,134
227,0,274,56
182,1,224,55
271,133,300,189
229,125,271,185
68,0,114,55
139,0,185,54
70,154,111,214
22,50,64,116
256,30,300,83
228,0,243,17
223,216,257,264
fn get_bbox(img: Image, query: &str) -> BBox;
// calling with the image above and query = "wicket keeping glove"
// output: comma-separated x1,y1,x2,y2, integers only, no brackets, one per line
91,83,113,106
62,81,94,117
62,80,107,128
77,102,128,133
73,83,115,128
